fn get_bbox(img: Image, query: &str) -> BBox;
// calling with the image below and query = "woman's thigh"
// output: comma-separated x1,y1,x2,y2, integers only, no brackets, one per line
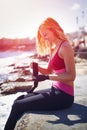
15,88,50,101
14,88,74,113
14,88,52,112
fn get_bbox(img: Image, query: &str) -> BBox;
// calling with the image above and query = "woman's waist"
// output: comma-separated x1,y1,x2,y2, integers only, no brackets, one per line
52,81,74,96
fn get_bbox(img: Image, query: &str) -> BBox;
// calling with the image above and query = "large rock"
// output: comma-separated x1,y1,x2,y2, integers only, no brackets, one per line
14,102,87,130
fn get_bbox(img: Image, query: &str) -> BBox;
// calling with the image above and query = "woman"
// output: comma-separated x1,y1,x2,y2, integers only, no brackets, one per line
4,17,76,130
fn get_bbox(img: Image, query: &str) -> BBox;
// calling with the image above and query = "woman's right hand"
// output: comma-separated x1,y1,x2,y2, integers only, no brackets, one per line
30,62,38,69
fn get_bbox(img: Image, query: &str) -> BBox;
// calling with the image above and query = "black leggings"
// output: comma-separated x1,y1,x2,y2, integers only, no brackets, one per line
4,87,74,130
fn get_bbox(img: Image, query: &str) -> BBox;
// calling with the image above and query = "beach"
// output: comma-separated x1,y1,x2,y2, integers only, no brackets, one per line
0,52,87,130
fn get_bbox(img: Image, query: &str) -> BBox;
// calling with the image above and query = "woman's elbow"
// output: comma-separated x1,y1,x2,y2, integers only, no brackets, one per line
67,70,76,81
71,72,76,81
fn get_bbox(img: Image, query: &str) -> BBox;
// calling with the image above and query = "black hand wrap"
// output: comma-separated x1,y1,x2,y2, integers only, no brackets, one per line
28,62,38,93
36,75,49,82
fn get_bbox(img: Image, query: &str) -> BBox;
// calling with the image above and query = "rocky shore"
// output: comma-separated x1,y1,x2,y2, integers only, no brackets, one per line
0,54,87,130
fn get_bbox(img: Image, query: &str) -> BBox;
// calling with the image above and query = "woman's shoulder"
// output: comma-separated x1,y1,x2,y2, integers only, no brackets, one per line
59,40,74,56
61,41,73,50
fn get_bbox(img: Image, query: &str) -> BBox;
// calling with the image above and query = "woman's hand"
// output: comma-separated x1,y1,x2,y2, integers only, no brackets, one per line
33,75,49,82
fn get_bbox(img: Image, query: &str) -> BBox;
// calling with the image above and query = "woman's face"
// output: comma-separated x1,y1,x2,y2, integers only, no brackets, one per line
40,28,54,42
39,27,58,55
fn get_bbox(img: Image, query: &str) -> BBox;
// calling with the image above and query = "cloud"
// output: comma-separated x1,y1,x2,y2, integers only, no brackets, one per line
71,3,80,10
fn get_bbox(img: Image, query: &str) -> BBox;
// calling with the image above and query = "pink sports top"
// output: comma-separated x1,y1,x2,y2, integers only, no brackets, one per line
49,41,74,96
49,42,65,71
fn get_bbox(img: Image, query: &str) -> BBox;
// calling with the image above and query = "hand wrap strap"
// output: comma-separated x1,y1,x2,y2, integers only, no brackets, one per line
36,75,49,82
28,62,38,93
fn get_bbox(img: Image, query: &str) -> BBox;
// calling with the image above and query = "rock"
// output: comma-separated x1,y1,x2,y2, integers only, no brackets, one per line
1,82,32,95
14,102,87,130
14,80,87,130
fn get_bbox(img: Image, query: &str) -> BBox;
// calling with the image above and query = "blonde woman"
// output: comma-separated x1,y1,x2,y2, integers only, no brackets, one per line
4,17,76,130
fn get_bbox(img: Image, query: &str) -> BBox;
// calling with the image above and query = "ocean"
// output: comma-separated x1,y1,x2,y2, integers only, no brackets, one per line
0,51,35,58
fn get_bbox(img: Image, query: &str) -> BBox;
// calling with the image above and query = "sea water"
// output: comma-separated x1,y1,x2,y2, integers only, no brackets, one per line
0,51,35,58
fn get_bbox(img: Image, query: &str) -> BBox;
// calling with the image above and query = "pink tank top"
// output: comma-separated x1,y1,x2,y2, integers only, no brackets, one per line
49,41,74,96
49,42,65,71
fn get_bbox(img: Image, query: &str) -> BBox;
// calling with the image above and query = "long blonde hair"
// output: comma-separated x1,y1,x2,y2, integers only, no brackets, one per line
37,17,67,56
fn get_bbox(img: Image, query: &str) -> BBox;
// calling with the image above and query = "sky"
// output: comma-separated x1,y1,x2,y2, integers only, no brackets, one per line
0,0,87,38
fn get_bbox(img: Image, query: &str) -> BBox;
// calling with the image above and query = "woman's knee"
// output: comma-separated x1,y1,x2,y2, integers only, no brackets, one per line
14,95,25,103
12,100,21,114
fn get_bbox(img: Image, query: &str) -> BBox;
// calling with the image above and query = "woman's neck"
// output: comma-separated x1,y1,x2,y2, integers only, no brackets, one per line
50,39,62,55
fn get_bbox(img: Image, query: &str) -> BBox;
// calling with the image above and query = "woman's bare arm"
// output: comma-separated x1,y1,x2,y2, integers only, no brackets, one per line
38,62,52,75
49,43,76,82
